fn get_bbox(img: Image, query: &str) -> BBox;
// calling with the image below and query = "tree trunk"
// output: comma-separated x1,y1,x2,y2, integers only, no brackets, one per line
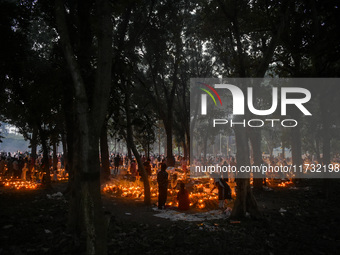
38,127,51,188
68,133,83,244
55,0,112,253
30,125,38,161
164,138,167,157
62,98,74,196
164,121,174,166
203,131,208,164
248,128,263,190
130,142,151,205
320,93,331,197
291,117,302,181
53,141,58,171
183,140,188,161
125,82,151,205
315,137,321,163
100,123,110,182
81,136,107,255
321,118,331,167
185,132,190,161
231,119,261,219
216,0,286,220
127,146,132,161
61,132,68,171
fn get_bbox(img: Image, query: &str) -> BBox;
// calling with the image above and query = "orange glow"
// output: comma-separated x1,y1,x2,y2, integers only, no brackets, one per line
2,179,39,189
103,176,236,210
278,180,293,187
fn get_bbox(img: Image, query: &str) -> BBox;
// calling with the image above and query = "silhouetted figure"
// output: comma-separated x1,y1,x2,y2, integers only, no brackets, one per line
157,163,168,209
177,182,190,211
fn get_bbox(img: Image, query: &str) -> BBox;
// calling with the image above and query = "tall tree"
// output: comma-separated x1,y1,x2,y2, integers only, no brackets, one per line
199,0,288,218
136,0,194,166
0,0,63,187
55,0,113,253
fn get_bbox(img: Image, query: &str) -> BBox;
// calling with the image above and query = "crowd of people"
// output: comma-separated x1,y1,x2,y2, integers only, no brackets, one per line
108,153,233,211
4,149,339,211
106,153,195,210
107,153,186,178
0,151,66,182
110,152,340,211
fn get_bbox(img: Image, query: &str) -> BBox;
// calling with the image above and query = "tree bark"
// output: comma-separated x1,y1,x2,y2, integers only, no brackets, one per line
68,132,83,243
125,81,151,205
183,140,188,161
315,137,321,163
62,85,74,197
203,131,208,164
127,146,132,161
30,125,38,161
291,116,302,181
38,127,51,188
320,90,331,197
185,132,190,161
100,123,110,182
231,123,261,219
164,119,175,166
215,0,287,220
61,132,68,171
248,128,263,190
55,0,112,253
53,141,58,171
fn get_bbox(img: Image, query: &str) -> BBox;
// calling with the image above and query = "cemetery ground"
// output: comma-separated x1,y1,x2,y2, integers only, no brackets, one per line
0,180,340,255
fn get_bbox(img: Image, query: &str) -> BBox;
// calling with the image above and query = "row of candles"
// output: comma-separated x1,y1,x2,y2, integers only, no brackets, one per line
1,178,39,189
103,182,220,209
277,180,294,187
250,178,294,187
0,172,69,190
103,175,294,210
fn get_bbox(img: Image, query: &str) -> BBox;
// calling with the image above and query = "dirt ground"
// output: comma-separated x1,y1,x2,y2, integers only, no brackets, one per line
0,179,340,255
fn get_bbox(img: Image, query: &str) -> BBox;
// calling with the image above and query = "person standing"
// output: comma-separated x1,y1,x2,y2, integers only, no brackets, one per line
176,182,190,211
130,160,137,178
113,154,120,176
12,158,19,178
21,162,29,181
157,163,168,209
212,178,231,209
